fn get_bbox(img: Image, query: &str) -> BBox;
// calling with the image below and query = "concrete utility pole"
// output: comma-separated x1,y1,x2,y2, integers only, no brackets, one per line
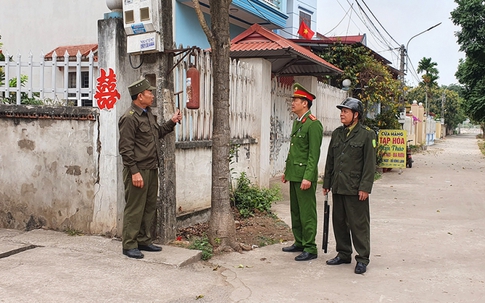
156,0,177,244
399,44,407,125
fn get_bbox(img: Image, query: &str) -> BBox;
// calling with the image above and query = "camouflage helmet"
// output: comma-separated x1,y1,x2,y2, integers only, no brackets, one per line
337,97,364,119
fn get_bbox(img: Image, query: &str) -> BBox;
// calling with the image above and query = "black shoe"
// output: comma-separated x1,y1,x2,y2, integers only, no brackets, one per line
355,262,367,274
326,256,351,265
282,244,304,252
123,248,144,259
138,244,162,252
295,251,317,261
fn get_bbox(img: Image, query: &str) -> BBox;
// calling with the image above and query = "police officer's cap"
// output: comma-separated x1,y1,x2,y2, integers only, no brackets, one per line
128,79,156,96
292,83,316,101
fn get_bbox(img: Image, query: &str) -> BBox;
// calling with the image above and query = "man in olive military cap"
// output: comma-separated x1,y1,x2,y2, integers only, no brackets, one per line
322,97,376,274
281,83,323,261
119,78,182,259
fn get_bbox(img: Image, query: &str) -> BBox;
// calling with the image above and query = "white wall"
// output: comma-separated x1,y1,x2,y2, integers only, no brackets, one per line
0,0,107,57
1,1,108,105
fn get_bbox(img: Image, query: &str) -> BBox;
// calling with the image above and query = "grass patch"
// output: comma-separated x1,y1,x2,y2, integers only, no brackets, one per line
65,227,83,236
256,235,279,247
188,235,213,260
232,172,281,218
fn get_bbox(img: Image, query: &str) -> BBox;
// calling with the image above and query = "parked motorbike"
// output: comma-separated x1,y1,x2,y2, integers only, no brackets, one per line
406,140,414,168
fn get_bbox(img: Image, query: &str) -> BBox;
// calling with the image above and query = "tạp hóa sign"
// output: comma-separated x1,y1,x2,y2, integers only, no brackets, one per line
378,130,407,168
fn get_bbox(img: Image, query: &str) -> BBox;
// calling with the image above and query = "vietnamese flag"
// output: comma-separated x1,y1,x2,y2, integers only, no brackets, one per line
298,21,314,40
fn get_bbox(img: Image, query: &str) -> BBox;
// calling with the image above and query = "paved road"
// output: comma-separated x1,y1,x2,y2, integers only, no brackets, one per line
214,133,485,303
1,134,484,302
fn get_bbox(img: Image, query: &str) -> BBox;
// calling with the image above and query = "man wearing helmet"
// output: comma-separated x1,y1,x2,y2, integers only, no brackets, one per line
281,83,323,261
322,97,376,274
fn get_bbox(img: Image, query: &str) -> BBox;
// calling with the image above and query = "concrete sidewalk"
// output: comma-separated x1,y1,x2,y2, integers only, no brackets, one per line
1,134,484,302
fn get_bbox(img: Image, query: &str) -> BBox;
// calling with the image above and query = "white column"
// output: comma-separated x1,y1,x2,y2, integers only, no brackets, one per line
93,17,133,236
240,58,272,188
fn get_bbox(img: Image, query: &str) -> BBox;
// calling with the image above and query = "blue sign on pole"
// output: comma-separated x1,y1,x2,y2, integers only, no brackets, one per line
131,23,146,34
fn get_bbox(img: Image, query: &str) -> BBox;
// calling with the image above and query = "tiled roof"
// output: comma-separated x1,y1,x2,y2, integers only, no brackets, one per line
230,24,342,76
44,44,98,60
289,33,400,78
315,33,366,44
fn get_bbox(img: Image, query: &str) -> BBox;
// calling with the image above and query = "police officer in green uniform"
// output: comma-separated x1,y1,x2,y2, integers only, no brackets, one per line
322,97,376,274
281,83,323,261
119,78,182,259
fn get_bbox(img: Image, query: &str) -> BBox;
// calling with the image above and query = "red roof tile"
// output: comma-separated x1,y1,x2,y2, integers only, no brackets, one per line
315,33,366,44
45,44,98,60
290,33,399,78
230,24,342,76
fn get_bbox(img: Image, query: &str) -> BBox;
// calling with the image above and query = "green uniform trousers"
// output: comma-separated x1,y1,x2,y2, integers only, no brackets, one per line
289,181,318,254
122,168,158,250
332,194,370,265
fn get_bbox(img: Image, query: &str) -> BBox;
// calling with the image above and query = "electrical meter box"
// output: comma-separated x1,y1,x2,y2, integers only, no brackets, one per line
122,0,163,54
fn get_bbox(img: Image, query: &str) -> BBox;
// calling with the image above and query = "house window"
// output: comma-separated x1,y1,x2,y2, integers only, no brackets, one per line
68,71,92,106
299,11,311,28
261,0,281,9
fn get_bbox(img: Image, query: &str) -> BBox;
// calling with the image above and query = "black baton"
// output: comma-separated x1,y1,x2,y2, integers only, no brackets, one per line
322,193,330,253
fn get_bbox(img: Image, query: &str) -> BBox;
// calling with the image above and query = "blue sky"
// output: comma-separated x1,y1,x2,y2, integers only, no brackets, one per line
317,0,464,86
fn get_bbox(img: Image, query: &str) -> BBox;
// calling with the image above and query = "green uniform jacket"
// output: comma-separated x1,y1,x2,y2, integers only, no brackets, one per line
323,122,376,195
119,104,176,175
284,111,323,182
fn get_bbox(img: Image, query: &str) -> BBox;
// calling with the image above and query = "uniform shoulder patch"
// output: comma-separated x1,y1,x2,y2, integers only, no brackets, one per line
129,110,135,115
308,114,317,121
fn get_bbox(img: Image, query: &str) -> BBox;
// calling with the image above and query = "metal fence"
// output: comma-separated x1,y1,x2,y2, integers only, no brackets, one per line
0,50,98,106
173,48,255,142
0,47,256,142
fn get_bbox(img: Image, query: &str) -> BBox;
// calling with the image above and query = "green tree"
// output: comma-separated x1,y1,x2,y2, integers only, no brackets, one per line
0,37,40,104
416,57,440,117
417,57,439,86
191,0,240,252
451,0,485,133
406,84,466,134
319,43,402,129
442,85,466,133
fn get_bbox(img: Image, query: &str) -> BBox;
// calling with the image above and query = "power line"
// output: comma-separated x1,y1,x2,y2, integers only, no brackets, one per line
360,0,400,47
323,0,368,39
319,0,402,71
356,0,393,54
406,55,422,85
321,4,354,37
339,0,393,54
355,0,393,49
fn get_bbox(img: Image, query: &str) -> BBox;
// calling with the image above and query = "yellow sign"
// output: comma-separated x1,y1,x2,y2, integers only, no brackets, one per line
378,130,407,168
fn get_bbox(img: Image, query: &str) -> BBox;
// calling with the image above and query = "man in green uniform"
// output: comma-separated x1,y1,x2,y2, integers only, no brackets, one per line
322,97,376,274
119,78,182,259
281,83,323,261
